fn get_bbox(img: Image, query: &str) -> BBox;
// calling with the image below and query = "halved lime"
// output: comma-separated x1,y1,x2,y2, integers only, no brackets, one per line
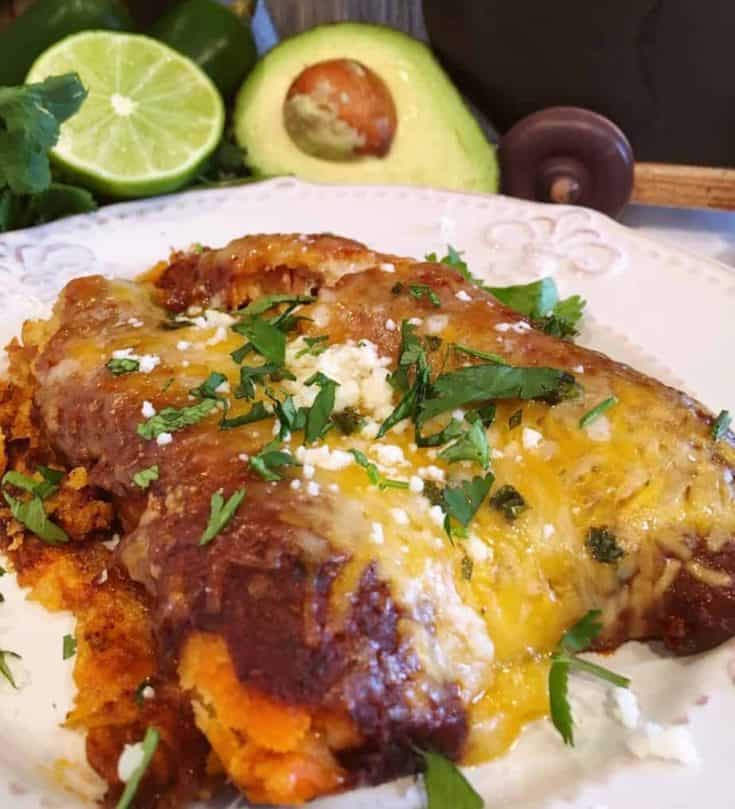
26,31,225,199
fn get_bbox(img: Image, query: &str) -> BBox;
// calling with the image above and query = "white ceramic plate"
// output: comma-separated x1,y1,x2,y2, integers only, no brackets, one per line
0,179,733,809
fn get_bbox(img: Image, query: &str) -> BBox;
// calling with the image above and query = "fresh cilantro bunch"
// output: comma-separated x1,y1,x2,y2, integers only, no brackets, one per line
0,73,95,232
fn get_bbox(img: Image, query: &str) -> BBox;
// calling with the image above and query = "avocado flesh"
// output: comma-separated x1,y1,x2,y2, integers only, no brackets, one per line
234,23,499,193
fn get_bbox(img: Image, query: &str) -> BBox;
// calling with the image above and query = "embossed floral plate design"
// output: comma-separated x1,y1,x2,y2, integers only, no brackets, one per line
0,179,733,809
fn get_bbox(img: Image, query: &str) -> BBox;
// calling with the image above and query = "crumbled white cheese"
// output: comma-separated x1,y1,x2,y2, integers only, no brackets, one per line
407,317,423,327
455,290,472,302
385,318,397,332
452,409,466,421
295,444,353,471
141,686,155,700
290,479,301,491
102,534,120,551
238,452,249,462
306,481,320,497
112,347,135,359
609,687,641,730
370,522,385,544
418,465,445,483
494,323,511,333
215,380,230,394
379,262,396,273
156,432,173,446
141,400,156,418
96,569,108,585
202,309,236,328
117,742,145,783
138,355,161,373
574,365,585,374
390,508,410,526
328,483,340,493
374,444,406,467
467,535,490,563
205,326,227,346
127,317,144,328
302,464,315,480
428,505,445,527
409,475,424,493
495,321,531,335
522,427,543,449
425,314,449,334
284,338,395,421
491,449,504,459
176,340,190,351
626,722,699,766
543,523,556,539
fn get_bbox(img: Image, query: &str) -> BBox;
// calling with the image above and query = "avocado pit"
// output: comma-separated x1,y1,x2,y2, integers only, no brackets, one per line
283,58,397,161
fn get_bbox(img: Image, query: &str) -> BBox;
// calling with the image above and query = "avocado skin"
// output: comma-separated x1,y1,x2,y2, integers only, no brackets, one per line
234,22,499,193
424,0,735,167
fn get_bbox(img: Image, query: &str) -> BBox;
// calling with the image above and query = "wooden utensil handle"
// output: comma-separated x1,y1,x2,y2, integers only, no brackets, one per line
633,163,735,210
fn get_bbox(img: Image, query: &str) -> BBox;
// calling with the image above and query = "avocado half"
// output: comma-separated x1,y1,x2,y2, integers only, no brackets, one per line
233,23,499,193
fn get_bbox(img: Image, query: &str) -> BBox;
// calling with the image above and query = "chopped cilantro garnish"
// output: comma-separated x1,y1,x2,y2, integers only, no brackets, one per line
106,357,139,375
442,474,494,538
409,283,441,308
242,294,316,317
1,466,67,543
132,465,159,490
549,610,630,746
508,409,523,430
461,555,474,582
488,484,527,521
466,404,496,428
137,399,216,440
249,441,299,482
389,320,426,393
296,335,330,358
579,396,618,428
439,421,490,469
0,650,20,689
219,401,271,430
267,393,306,439
453,343,505,364
232,316,286,366
115,727,159,809
422,480,444,507
418,365,577,425
332,407,365,435
586,527,624,563
419,749,483,809
713,409,731,441
415,418,464,448
236,362,294,399
348,449,409,490
199,488,246,546
189,371,227,401
62,634,76,660
304,372,338,444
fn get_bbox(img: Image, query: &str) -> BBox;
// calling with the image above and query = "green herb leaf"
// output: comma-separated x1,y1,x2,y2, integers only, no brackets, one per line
549,609,631,745
190,371,227,400
232,316,286,366
508,409,523,430
389,320,426,393
219,401,271,430
304,373,339,444
268,393,306,439
465,405,496,428
296,335,330,358
348,449,409,491
236,363,294,399
0,74,87,196
419,365,577,425
379,353,431,439
1,182,95,232
439,421,490,469
453,344,506,364
586,527,624,563
0,650,20,689
332,407,365,436
62,634,76,660
420,749,483,809
242,294,315,317
488,484,527,521
580,396,618,428
536,295,586,339
133,465,159,490
115,727,159,809
713,409,732,442
442,474,494,537
106,357,139,376
415,418,465,448
249,441,299,482
3,491,68,544
137,399,216,440
409,283,441,308
199,488,246,546
2,466,62,500
422,480,444,507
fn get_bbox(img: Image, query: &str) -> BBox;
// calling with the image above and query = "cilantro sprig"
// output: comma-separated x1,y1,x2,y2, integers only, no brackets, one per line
349,449,409,491
304,372,339,443
137,399,217,440
586,527,624,563
106,357,140,376
0,650,21,689
132,465,159,490
549,610,630,745
579,396,618,428
199,488,246,546
441,474,494,539
419,749,483,809
2,466,68,544
712,409,731,442
438,421,490,469
62,634,77,660
249,441,299,481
